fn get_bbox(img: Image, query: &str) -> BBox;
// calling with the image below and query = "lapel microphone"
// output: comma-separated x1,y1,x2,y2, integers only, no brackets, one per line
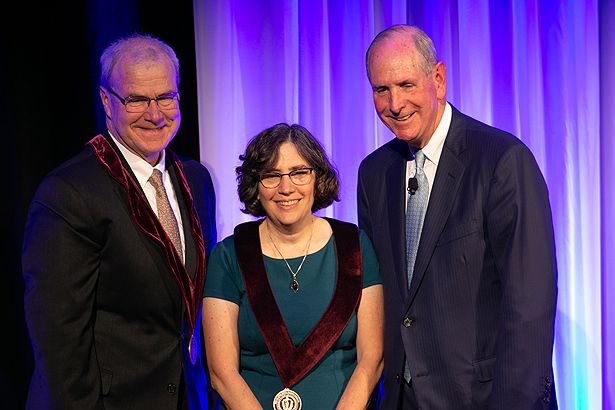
407,177,418,195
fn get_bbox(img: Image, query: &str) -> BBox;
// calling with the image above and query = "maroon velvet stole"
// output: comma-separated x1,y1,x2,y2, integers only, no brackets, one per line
234,217,362,388
87,134,206,339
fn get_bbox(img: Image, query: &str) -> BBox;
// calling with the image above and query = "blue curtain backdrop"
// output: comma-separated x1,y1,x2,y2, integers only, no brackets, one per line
193,0,613,408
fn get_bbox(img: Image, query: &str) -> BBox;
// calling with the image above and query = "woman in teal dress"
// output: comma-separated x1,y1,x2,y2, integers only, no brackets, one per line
202,123,384,410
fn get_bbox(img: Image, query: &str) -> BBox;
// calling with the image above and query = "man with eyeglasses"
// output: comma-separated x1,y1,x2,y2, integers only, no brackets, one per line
22,33,217,410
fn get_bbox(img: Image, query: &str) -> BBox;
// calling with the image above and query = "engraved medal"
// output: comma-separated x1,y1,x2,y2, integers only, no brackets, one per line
273,388,301,410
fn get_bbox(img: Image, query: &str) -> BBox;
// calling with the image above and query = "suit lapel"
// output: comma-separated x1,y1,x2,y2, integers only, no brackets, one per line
168,164,196,279
385,140,411,299
104,134,183,316
407,109,467,306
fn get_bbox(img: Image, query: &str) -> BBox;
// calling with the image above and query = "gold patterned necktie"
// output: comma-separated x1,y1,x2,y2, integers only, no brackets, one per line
148,169,183,261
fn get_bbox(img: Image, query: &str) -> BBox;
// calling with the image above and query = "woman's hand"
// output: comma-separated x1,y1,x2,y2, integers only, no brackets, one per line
336,284,385,410
202,297,263,410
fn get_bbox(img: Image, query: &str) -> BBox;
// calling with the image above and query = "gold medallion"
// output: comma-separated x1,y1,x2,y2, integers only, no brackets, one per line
272,387,301,410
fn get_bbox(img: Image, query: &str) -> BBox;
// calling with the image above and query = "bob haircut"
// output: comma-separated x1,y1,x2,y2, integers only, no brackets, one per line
237,123,340,217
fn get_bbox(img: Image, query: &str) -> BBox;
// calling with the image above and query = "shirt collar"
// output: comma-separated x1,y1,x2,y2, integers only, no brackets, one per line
108,131,166,189
414,102,452,166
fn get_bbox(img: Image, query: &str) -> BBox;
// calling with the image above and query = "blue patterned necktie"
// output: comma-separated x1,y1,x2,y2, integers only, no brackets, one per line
404,149,428,382
406,150,428,286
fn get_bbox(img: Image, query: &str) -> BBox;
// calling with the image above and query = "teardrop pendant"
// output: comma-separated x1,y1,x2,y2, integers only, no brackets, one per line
290,278,299,292
266,218,313,294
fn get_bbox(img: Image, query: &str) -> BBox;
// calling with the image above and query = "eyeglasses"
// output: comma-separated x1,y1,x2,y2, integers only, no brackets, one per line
259,168,314,189
107,87,180,113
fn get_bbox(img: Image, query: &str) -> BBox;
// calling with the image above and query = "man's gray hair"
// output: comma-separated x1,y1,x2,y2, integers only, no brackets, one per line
100,33,180,89
366,25,437,79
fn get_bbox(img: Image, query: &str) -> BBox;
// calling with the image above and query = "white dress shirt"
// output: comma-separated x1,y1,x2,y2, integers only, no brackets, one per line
109,132,185,262
405,102,452,207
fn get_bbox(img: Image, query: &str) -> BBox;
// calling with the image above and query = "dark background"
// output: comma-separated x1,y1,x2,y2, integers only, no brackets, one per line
2,2,202,408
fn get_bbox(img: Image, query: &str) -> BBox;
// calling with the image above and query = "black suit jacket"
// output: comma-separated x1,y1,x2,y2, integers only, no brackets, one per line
358,106,557,409
22,135,217,410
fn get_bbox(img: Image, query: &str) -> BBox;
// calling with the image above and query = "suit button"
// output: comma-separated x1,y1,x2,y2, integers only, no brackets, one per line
395,374,400,383
403,318,413,327
167,383,177,394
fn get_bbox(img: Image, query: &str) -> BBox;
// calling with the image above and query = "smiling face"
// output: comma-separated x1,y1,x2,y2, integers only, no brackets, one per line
258,142,315,232
368,33,446,149
100,54,180,165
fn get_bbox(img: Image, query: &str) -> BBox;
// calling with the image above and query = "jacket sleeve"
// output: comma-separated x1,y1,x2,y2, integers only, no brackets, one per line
22,174,104,410
486,144,558,409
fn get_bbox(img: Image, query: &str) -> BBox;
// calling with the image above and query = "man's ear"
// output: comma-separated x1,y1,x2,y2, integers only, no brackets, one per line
433,62,447,100
100,87,112,118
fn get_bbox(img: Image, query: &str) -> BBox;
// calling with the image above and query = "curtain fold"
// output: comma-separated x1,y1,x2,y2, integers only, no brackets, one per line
193,1,611,408
600,1,615,409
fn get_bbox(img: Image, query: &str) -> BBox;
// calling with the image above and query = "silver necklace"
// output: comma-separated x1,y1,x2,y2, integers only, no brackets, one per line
266,219,314,293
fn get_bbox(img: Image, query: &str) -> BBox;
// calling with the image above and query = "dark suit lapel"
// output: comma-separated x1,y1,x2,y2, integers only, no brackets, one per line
407,109,467,305
168,164,196,279
103,134,182,316
385,140,411,299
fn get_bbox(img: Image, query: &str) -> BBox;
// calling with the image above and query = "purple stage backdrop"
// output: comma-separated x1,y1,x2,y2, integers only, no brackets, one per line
193,1,613,409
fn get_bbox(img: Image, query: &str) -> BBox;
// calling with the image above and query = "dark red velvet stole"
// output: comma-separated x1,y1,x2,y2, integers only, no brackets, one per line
234,217,362,388
87,134,206,337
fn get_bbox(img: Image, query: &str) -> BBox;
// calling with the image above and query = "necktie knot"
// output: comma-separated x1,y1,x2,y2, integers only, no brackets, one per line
148,169,164,189
414,150,426,171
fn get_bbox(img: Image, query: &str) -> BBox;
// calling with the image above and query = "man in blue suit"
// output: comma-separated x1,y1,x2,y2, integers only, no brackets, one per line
358,25,557,409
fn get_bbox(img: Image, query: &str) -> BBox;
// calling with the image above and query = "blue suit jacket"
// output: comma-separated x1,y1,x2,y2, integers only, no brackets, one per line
358,106,557,409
